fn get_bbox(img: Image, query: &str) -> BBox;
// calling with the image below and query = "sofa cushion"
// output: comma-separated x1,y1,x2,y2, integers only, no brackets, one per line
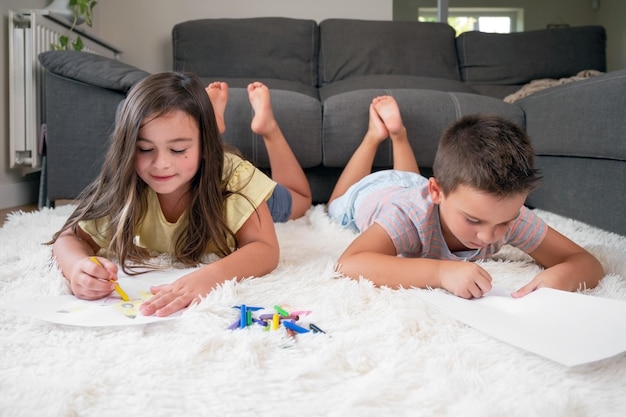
467,84,527,100
322,89,525,169
172,17,319,87
197,77,319,100
218,88,322,170
319,19,460,85
318,75,477,101
38,50,149,92
457,26,606,86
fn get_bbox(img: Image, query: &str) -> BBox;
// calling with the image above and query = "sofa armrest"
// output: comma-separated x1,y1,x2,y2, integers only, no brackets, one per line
520,69,626,235
518,69,626,161
38,50,149,92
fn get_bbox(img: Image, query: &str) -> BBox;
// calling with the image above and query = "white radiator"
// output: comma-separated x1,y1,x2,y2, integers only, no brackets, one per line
8,10,120,173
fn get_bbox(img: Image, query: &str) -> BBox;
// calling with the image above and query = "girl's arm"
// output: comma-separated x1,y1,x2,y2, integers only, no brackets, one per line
512,226,604,297
139,201,279,317
336,223,493,298
52,227,119,299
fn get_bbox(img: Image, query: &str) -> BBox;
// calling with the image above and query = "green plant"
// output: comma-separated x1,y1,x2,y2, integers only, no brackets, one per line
51,0,97,51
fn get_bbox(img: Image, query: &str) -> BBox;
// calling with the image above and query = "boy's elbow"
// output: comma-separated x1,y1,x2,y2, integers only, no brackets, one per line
335,253,359,281
589,255,605,288
575,252,605,291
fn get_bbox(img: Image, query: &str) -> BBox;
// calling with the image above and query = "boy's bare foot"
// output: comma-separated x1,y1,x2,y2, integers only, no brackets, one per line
206,81,228,134
372,95,405,139
364,96,393,145
248,82,279,137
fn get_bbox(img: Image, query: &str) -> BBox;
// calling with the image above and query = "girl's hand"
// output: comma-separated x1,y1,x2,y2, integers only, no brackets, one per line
138,269,209,317
139,201,279,317
69,256,119,300
438,260,493,299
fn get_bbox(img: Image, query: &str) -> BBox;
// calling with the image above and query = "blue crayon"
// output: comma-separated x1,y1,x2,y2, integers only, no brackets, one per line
283,320,310,334
240,304,247,328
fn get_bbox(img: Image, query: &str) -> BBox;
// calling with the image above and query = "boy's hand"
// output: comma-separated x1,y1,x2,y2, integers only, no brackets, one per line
513,226,605,298
511,268,580,298
69,256,119,300
439,261,493,299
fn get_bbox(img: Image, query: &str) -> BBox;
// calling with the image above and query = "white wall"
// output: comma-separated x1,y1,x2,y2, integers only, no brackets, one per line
0,0,49,209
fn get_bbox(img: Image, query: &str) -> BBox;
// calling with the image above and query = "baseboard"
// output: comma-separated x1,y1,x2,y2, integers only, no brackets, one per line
0,179,39,210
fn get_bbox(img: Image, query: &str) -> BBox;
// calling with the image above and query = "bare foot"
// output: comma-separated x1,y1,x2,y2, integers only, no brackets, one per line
372,95,405,138
206,81,228,134
363,96,392,145
248,82,279,137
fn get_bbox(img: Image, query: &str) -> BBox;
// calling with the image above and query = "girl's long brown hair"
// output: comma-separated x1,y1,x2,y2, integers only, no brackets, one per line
49,71,243,272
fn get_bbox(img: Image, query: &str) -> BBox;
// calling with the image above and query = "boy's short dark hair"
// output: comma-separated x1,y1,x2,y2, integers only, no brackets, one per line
432,114,542,196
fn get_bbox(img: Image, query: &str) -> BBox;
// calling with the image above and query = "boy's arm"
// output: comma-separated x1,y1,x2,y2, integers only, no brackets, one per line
512,226,604,297
337,223,492,298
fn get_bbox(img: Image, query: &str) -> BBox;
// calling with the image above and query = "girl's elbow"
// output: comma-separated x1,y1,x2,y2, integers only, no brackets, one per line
266,243,280,271
269,250,279,271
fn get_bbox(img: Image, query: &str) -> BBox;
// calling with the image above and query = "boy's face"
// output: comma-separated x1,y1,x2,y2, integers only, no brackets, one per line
428,178,527,251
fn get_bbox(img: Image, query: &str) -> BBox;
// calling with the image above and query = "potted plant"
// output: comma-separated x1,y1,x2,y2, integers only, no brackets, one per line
49,0,97,51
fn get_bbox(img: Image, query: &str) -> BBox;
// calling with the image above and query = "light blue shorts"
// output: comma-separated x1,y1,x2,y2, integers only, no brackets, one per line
327,170,425,232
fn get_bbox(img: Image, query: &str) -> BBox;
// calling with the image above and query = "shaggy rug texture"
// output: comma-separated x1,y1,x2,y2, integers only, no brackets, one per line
1,204,625,417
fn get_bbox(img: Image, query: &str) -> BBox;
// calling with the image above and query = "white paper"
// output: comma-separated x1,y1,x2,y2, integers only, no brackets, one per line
10,268,195,327
415,285,626,366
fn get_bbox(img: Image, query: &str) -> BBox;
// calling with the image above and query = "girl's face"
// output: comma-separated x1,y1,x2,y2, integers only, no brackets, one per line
428,178,526,251
135,110,201,202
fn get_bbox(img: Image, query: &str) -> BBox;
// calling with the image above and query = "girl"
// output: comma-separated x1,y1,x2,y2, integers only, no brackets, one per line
49,71,280,317
206,80,312,221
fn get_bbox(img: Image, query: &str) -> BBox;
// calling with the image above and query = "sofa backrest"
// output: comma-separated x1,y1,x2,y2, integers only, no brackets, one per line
172,17,319,87
318,19,460,85
456,25,607,88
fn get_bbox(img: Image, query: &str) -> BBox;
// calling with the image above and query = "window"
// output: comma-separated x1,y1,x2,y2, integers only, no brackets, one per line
418,8,524,35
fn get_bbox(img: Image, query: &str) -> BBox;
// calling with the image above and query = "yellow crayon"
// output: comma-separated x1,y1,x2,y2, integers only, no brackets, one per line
88,256,130,301
272,313,280,331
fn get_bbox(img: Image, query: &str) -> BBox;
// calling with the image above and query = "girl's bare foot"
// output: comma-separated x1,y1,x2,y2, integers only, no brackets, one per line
206,81,228,134
372,95,405,138
248,82,279,137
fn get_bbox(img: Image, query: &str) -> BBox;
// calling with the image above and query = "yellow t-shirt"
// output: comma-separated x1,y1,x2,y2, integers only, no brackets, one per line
79,153,276,254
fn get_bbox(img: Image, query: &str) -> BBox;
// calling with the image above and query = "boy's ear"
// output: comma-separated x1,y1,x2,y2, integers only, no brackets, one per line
428,177,444,204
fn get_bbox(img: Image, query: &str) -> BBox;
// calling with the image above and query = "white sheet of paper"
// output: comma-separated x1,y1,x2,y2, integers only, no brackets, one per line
415,285,626,366
10,268,195,327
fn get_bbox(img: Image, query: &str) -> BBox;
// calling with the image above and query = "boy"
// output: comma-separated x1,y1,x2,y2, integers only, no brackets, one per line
327,96,604,299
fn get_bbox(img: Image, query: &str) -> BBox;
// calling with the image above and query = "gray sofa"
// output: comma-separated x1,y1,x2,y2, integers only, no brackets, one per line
38,17,625,235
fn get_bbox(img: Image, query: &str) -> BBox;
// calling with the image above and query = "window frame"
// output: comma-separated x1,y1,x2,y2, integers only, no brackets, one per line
418,7,524,34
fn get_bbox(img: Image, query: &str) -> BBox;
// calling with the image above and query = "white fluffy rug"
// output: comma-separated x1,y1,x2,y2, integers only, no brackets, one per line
1,205,626,417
